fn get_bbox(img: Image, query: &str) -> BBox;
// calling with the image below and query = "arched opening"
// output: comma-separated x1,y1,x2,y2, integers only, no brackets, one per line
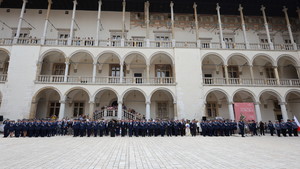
65,89,90,119
33,88,61,119
124,53,147,84
94,89,118,119
123,90,146,120
39,51,66,82
277,56,299,80
0,50,9,82
233,90,255,103
150,90,174,120
259,91,283,121
68,52,94,83
285,91,300,120
227,55,250,84
150,53,174,84
202,54,225,85
252,55,276,83
205,90,229,120
96,52,122,83
233,90,257,121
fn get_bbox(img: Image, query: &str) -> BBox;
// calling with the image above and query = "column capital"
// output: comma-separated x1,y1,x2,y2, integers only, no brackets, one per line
254,102,261,105
36,61,42,66
73,0,78,5
48,0,53,4
228,102,234,105
145,1,150,7
170,1,174,7
238,4,243,12
216,3,220,10
93,61,98,65
122,0,126,6
89,101,95,104
279,102,287,106
65,61,70,65
173,101,177,104
282,6,288,13
23,0,28,3
146,101,151,105
98,0,102,5
59,100,66,104
193,2,197,9
118,101,123,104
260,5,266,11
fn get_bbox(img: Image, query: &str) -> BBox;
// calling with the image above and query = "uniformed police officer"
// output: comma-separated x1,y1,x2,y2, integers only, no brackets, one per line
274,120,281,137
292,119,299,136
286,119,293,136
238,120,245,137
267,121,275,136
3,119,10,138
280,120,287,137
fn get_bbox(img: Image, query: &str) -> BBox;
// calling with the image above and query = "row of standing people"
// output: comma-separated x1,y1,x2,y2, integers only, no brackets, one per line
2,119,299,138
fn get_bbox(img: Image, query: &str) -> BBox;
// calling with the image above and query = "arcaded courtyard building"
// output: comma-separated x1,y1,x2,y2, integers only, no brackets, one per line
0,0,300,122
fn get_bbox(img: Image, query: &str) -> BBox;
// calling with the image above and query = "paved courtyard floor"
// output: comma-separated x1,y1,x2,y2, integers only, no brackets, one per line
0,135,299,169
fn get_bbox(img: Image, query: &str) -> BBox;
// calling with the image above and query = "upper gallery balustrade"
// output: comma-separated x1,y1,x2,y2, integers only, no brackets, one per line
0,1,299,51
0,37,299,51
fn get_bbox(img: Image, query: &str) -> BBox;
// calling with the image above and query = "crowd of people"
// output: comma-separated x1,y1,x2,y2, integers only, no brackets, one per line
1,118,299,138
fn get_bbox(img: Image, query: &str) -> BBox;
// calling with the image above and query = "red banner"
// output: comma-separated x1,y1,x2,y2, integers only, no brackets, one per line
234,103,256,121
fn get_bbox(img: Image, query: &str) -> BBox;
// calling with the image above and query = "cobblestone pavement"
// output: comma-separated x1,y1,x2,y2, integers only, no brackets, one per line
0,135,299,169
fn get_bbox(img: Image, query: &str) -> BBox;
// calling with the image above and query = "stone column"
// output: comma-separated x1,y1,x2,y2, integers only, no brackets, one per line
89,101,95,119
67,0,77,46
274,66,280,85
172,64,176,83
216,3,225,49
95,0,102,46
254,102,262,122
13,0,28,44
64,60,70,83
224,65,229,84
249,65,254,84
282,6,297,50
118,101,123,120
59,101,66,120
146,101,151,120
92,62,97,83
170,1,176,47
261,5,274,50
238,4,250,49
41,0,52,45
146,64,150,83
120,63,124,83
279,102,288,121
145,1,150,47
228,103,235,121
174,102,178,120
193,3,200,47
121,0,126,47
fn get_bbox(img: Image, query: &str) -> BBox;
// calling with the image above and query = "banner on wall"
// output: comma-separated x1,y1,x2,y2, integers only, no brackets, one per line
234,103,256,121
